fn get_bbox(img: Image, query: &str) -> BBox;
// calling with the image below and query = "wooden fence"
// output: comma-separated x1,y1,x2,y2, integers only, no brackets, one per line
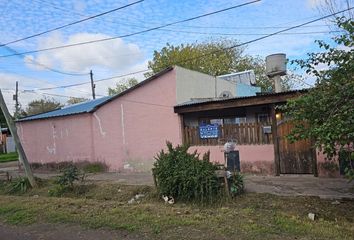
183,123,273,146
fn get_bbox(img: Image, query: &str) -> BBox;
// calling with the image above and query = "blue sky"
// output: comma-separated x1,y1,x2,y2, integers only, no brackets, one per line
0,0,349,111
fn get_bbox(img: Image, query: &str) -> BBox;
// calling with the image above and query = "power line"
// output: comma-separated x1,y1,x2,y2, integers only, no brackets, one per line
162,7,354,70
33,69,149,90
20,7,354,90
35,0,332,32
158,29,342,36
22,90,82,99
0,0,260,58
1,43,89,76
167,24,330,30
0,0,144,47
21,7,353,92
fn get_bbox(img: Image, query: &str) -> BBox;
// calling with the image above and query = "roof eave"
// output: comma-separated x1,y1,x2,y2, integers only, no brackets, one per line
174,89,308,114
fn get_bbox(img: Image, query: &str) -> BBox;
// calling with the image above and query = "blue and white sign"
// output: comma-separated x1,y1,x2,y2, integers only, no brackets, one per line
199,124,219,139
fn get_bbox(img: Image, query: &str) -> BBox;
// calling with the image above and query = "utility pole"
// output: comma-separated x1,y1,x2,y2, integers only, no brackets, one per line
13,81,19,119
90,70,96,99
0,89,37,187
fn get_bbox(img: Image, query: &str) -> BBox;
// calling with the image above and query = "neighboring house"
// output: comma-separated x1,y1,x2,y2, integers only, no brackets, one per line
174,90,341,177
0,128,15,153
16,66,235,171
0,128,8,153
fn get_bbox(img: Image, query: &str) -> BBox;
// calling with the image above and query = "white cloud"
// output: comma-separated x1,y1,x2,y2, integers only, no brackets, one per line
63,59,149,99
308,0,325,8
73,0,86,13
26,32,145,73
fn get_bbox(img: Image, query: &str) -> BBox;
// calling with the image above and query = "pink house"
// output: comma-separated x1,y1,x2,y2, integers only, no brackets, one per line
16,66,234,171
16,66,343,177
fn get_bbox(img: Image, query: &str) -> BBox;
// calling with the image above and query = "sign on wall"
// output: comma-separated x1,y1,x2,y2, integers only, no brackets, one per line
199,124,219,139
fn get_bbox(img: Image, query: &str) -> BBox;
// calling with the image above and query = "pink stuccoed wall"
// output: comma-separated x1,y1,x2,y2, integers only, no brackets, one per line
91,69,182,171
189,144,275,175
18,114,94,165
18,69,182,171
316,150,341,177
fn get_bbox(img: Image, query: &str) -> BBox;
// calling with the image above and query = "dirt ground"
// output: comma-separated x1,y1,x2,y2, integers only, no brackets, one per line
0,163,353,240
1,161,354,199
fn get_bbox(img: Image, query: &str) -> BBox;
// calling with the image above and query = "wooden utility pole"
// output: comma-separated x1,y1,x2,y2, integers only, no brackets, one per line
0,89,37,187
90,70,96,99
13,81,19,119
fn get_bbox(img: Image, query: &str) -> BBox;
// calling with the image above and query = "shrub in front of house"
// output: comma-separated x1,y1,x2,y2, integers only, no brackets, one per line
152,142,222,203
48,165,83,197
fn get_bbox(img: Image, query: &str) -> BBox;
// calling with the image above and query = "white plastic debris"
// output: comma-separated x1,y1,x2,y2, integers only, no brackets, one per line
128,194,145,204
308,213,316,221
162,195,175,204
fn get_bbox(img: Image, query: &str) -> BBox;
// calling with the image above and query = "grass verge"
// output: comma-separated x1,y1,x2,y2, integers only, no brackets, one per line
0,152,18,163
0,181,352,240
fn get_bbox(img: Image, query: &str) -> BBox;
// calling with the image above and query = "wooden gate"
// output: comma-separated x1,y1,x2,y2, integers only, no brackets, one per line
277,121,315,174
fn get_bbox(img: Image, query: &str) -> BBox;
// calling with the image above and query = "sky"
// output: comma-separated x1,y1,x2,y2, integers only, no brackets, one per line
0,0,351,113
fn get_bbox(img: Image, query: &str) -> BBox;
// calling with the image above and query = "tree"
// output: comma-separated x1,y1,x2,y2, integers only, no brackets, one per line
24,98,62,116
285,18,354,179
108,78,139,96
66,97,88,105
147,39,294,91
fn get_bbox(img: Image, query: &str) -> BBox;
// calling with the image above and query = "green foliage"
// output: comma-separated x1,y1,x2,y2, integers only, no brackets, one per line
48,184,68,197
285,18,354,178
152,142,221,203
57,165,79,188
22,97,62,117
0,152,19,162
48,165,82,197
108,77,138,96
66,97,88,105
83,163,106,173
229,172,244,197
147,39,294,91
7,177,31,194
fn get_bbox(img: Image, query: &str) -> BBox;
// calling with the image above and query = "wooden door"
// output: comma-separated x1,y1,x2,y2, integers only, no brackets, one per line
277,121,314,174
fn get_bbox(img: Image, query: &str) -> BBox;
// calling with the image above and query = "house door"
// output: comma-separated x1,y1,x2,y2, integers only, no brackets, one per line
277,121,315,174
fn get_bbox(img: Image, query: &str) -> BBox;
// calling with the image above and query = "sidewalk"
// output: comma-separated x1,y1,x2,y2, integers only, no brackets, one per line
1,161,353,199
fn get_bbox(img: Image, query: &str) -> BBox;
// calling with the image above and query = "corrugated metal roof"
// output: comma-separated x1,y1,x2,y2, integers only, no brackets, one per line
17,96,112,122
175,89,309,107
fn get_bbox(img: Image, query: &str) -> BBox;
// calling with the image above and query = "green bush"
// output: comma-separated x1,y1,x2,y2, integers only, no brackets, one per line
48,165,80,197
57,165,79,189
229,172,244,197
152,142,221,203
